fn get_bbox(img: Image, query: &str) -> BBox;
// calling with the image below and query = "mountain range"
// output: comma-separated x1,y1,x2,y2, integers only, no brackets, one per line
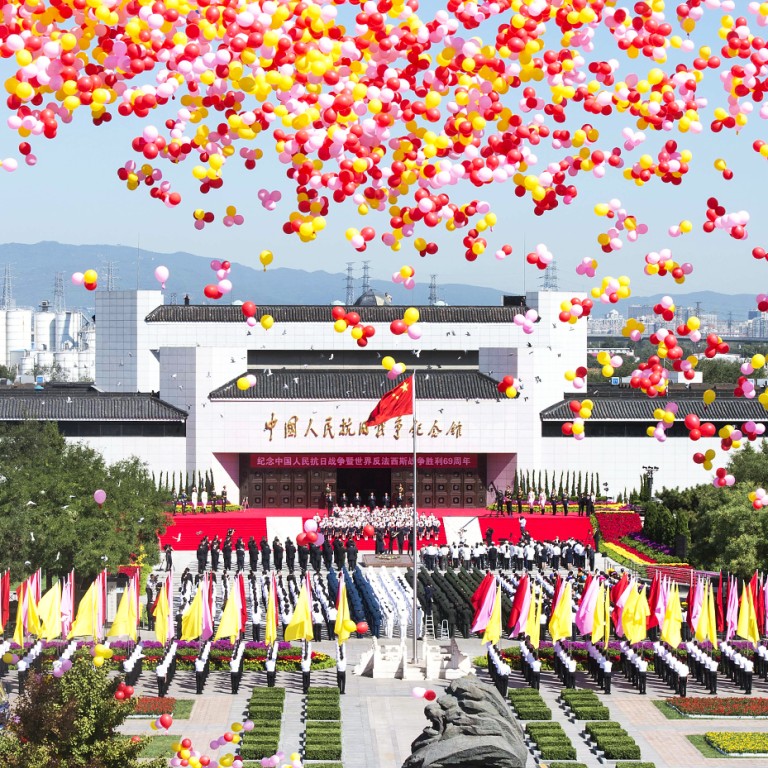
0,242,755,321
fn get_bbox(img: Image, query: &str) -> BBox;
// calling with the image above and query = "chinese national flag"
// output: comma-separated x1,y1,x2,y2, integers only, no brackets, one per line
365,375,414,427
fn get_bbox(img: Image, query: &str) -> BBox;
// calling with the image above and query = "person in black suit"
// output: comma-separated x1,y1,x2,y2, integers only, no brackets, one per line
273,537,284,571
333,538,346,570
298,542,309,573
260,536,271,572
235,537,246,571
396,526,405,555
285,537,296,573
346,539,358,571
322,537,333,570
368,491,377,510
325,484,333,513
248,536,259,571
210,535,221,571
223,535,233,571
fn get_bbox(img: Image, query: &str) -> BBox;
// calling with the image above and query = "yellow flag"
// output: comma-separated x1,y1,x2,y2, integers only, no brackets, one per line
482,586,503,645
706,580,718,648
549,582,573,644
627,586,650,645
603,584,611,648
284,579,314,643
529,589,542,650
109,582,137,642
12,584,25,647
180,587,203,642
333,576,352,645
69,581,98,640
591,584,605,646
661,584,682,649
737,584,760,648
37,582,62,641
621,585,640,639
695,582,710,643
214,590,240,644
154,583,170,646
524,585,539,646
265,575,278,648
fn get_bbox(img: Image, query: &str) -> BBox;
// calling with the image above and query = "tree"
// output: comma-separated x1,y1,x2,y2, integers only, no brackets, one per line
0,661,166,768
643,501,676,545
696,359,743,384
0,422,168,583
0,364,15,381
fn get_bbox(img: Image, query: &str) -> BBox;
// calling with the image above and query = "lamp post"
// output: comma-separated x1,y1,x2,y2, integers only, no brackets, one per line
642,466,659,499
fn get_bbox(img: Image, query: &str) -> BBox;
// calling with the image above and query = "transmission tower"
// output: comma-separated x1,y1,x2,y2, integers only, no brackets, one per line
428,275,439,305
53,272,66,313
169,292,178,305
361,260,371,293
727,311,734,334
695,301,702,317
345,262,356,305
102,260,119,291
540,261,559,291
1,265,14,310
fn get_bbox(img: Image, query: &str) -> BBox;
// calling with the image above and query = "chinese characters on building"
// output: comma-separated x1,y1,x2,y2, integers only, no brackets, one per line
249,454,477,469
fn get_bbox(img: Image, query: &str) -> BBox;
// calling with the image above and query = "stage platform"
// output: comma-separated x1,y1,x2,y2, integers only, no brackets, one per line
158,509,594,551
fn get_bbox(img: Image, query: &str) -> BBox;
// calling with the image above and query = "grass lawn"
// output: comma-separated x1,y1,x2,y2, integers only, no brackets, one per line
139,735,179,758
652,700,685,720
687,734,730,759
172,699,195,719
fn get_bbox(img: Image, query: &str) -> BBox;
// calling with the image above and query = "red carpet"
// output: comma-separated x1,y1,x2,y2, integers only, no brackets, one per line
159,509,595,550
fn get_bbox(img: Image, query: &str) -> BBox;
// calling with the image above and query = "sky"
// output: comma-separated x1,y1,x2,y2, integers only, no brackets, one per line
0,3,766,301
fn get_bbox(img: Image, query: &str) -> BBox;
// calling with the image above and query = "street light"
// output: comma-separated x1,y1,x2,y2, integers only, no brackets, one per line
642,466,659,499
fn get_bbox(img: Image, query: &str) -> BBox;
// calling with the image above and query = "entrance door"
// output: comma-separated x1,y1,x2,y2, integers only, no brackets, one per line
337,467,391,507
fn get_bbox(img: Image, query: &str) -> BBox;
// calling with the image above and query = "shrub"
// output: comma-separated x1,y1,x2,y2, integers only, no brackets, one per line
615,763,657,768
303,744,343,761
548,764,589,768
570,706,610,721
601,742,642,761
514,706,552,721
538,744,578,761
306,705,341,721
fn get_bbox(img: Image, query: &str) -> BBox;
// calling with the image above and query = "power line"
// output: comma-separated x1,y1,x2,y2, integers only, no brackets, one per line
345,262,356,305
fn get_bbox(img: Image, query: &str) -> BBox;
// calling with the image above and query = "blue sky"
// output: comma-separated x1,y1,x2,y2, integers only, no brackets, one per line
1,4,766,299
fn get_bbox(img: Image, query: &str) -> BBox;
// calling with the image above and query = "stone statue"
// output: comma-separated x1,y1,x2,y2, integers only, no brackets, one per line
402,676,528,768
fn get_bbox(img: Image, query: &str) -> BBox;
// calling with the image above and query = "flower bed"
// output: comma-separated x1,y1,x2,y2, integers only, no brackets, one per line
669,698,768,718
627,533,675,557
133,696,176,716
705,732,768,755
595,512,643,542
620,535,685,565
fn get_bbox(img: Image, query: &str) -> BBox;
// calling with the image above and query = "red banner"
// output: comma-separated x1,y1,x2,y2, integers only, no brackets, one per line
249,453,477,469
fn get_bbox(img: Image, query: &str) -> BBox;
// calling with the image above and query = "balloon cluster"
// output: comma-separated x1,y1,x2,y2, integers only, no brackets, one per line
496,375,518,399
390,307,422,340
564,366,589,389
757,294,768,312
750,487,768,509
91,642,113,667
692,449,717,471
668,220,693,238
72,269,98,292
644,250,694,284
625,142,692,187
392,265,416,290
236,375,257,391
684,414,717,442
621,319,645,343
331,306,376,348
712,467,737,488
561,399,594,441
118,161,180,207
413,239,439,258
591,276,631,305
649,329,683,362
714,158,734,181
223,206,245,228
297,518,322,547
558,297,593,325
703,197,749,240
345,226,377,252
513,309,540,335
629,356,669,399
653,296,676,323
494,244,513,262
704,334,730,360
596,351,623,378
734,376,757,399
594,200,647,253
675,316,702,344
742,420,766,441
647,402,678,443
412,687,438,702
151,713,173,732
204,260,232,300
525,244,554,271
257,189,282,212
193,209,215,230
718,424,744,452
114,680,134,701
382,356,408,381
576,257,598,278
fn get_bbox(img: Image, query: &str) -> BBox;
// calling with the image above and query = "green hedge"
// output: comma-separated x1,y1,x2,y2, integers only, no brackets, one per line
615,763,657,768
585,722,627,738
601,742,642,761
300,764,343,768
240,741,281,760
539,744,578,761
548,764,589,768
304,743,343,761
570,705,610,721
306,704,341,721
514,706,552,721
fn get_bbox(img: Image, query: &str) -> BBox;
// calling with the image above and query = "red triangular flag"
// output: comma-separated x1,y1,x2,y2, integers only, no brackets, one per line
365,376,414,427
646,572,661,629
715,571,725,633
471,572,495,613
610,572,628,604
578,573,594,610
507,573,529,630
757,576,766,636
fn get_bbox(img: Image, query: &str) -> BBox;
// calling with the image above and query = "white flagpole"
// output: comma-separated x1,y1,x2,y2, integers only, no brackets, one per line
411,370,419,663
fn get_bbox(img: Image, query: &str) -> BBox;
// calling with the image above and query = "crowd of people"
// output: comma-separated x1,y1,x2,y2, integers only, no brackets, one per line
492,487,597,517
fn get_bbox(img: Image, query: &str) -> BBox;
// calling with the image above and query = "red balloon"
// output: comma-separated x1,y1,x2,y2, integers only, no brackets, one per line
684,414,700,430
692,452,705,464
305,531,318,543
124,685,134,697
356,338,368,347
159,714,173,729
568,400,581,414
241,301,257,318
688,429,701,441
424,689,437,701
296,532,307,546
345,312,360,326
221,261,231,270
356,621,369,634
181,738,192,749
390,320,407,335
700,422,716,437
331,306,346,320
114,690,125,700
131,735,142,743
363,325,376,337
204,284,222,300
363,524,375,536
561,422,574,436
84,281,97,291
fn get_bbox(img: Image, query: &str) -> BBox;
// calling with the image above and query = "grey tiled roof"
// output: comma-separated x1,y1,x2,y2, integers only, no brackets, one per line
209,370,503,401
541,396,768,422
0,391,188,421
146,304,526,324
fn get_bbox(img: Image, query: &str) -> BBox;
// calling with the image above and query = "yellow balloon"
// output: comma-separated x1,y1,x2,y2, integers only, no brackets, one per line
506,386,517,399
646,426,656,438
403,307,420,326
703,389,716,405
260,314,274,330
333,319,347,333
259,250,273,268
93,656,105,668
83,269,98,284
399,265,413,279
236,377,250,391
752,354,766,370
381,356,395,371
564,370,576,382
351,326,363,340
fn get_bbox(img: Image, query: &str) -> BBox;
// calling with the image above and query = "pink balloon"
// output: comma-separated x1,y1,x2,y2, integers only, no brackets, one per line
71,272,84,286
154,265,169,287
304,519,318,533
93,489,107,505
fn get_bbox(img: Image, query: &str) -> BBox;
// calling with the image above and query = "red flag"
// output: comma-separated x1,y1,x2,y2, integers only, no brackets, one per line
238,572,248,634
0,570,9,630
646,572,661,629
610,572,628,604
750,571,758,602
551,573,563,613
757,576,766,637
715,571,725,633
365,376,414,427
507,573,529,630
471,572,495,613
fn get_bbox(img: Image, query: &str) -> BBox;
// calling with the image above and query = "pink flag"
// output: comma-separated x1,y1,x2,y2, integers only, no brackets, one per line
654,576,669,630
575,576,599,636
689,578,703,635
201,574,213,642
509,576,531,637
471,575,498,634
60,571,74,638
726,575,739,641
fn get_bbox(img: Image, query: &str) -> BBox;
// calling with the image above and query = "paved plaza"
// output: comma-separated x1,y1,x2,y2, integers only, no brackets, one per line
99,636,768,768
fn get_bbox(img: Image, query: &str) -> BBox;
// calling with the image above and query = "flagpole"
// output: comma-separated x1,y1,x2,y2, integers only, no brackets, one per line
411,369,419,664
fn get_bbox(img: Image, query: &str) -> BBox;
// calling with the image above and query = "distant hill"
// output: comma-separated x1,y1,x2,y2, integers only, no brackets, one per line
589,290,758,321
0,241,506,310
